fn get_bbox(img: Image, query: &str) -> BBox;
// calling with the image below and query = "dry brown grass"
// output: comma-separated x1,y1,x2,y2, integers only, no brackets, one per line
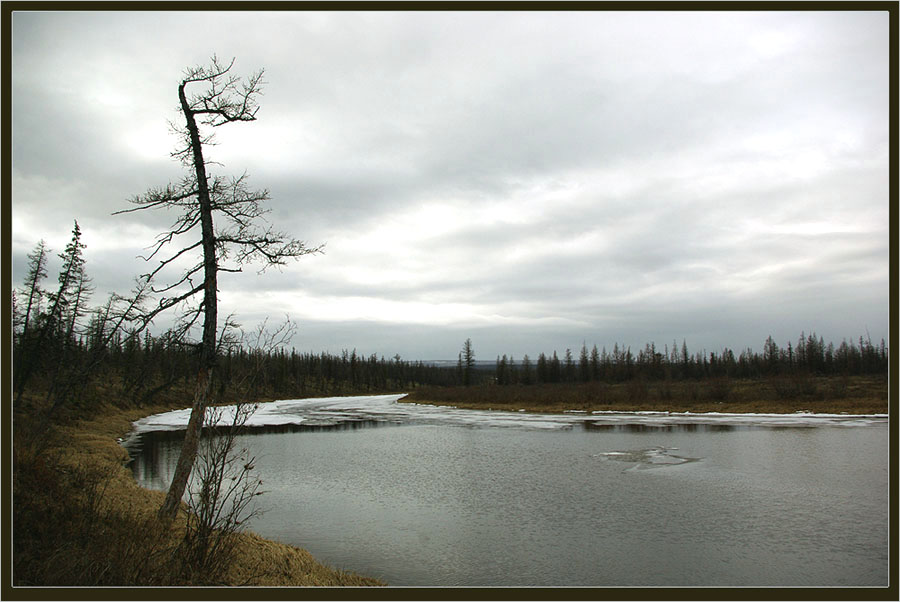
13,400,384,587
404,375,889,416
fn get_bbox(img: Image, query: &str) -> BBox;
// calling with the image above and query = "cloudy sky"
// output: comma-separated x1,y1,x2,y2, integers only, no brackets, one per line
10,9,891,360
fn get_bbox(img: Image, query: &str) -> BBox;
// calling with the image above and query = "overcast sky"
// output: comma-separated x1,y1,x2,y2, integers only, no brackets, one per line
10,9,891,360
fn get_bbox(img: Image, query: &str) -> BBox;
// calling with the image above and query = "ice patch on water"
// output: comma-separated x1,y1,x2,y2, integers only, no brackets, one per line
597,446,701,470
129,394,889,435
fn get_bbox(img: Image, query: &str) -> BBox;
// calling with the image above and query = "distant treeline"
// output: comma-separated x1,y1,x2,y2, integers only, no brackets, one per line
11,228,889,415
13,310,460,410
11,228,456,413
483,333,889,387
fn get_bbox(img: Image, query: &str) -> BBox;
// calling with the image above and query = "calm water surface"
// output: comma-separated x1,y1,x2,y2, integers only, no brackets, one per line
127,395,888,587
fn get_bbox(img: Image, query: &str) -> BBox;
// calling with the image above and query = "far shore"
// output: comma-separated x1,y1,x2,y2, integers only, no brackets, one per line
139,378,889,419
401,397,889,416
401,375,889,416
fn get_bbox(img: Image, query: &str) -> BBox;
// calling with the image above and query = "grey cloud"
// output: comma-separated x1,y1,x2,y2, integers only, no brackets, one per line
9,10,889,360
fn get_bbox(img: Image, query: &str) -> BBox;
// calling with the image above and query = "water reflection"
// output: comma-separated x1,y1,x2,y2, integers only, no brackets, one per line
126,419,401,487
125,407,889,586
126,430,182,490
240,419,392,435
583,421,737,432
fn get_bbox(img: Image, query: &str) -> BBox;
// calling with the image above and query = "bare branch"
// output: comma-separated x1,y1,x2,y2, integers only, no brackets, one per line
118,57,322,522
141,240,204,281
114,183,200,215
181,55,265,127
144,261,203,295
216,233,324,269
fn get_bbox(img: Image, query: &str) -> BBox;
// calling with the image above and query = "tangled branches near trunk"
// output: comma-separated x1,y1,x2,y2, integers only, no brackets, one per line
177,317,295,584
179,402,264,584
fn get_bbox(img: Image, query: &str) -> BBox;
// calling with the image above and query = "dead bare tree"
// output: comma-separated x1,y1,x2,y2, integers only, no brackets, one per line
116,56,321,521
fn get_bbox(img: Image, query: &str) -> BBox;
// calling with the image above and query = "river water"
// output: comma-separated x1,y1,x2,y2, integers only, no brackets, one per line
125,394,889,587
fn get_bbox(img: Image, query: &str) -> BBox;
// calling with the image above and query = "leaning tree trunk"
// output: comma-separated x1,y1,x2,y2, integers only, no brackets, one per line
158,81,220,522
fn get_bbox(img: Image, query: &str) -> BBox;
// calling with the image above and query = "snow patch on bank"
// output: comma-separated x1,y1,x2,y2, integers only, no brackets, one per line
130,394,888,434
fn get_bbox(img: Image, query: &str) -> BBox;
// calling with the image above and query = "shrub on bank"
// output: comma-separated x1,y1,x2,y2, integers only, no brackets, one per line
12,400,385,587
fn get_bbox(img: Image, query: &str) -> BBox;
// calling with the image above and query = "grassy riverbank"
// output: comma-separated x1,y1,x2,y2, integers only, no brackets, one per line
12,397,384,587
403,375,889,415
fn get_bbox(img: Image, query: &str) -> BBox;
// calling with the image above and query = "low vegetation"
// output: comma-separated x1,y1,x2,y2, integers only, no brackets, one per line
404,374,888,415
12,393,384,587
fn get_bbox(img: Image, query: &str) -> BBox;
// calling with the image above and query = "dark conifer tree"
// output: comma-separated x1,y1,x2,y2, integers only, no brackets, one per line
13,240,50,406
461,339,475,386
521,354,534,385
578,344,590,382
